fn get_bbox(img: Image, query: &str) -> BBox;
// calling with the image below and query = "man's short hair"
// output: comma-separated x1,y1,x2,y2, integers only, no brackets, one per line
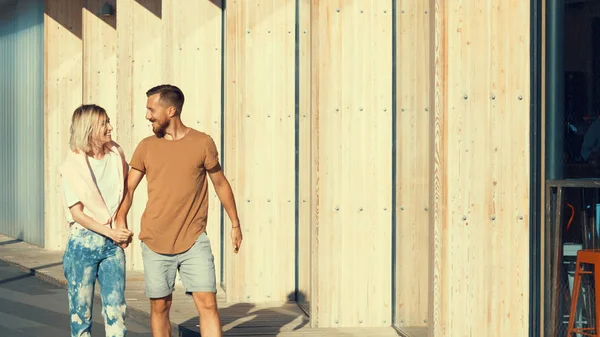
146,84,185,115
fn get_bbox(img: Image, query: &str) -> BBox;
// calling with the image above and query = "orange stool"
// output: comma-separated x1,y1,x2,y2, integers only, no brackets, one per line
567,249,600,337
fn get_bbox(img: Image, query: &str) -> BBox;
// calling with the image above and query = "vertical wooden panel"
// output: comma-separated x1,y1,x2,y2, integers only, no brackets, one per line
82,0,116,114
311,0,393,328
115,0,134,269
115,0,164,271
431,0,531,335
298,0,311,312
114,0,223,273
395,0,431,329
225,0,296,303
44,0,83,250
165,0,223,284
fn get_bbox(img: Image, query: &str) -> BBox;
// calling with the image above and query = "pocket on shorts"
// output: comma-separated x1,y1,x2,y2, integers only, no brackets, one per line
195,233,212,250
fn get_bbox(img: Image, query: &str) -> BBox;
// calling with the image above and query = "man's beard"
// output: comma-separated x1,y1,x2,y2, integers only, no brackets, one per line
152,120,169,138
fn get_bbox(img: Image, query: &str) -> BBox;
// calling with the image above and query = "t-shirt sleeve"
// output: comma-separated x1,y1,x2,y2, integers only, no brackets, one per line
61,176,80,208
129,141,147,173
204,135,220,170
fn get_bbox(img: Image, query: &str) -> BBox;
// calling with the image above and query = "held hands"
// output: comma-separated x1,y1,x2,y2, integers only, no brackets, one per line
231,224,243,254
110,227,133,246
109,217,133,248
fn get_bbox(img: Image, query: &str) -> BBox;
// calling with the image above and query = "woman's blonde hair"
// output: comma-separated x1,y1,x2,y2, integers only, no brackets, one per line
69,104,110,154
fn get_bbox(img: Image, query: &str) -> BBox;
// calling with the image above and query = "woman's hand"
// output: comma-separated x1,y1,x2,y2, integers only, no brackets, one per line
110,227,133,244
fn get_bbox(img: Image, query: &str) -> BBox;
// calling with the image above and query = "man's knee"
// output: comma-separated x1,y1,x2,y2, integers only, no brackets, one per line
193,292,218,312
150,296,172,315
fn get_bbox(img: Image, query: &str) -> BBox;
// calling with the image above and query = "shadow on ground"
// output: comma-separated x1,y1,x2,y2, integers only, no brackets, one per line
179,292,309,336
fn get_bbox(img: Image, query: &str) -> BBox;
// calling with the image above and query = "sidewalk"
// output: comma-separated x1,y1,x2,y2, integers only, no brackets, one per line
0,234,403,337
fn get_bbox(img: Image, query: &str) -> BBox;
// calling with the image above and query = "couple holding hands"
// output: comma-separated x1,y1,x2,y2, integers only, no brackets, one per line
59,84,242,337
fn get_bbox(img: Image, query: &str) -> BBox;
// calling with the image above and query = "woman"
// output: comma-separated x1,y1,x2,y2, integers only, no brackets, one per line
59,104,133,337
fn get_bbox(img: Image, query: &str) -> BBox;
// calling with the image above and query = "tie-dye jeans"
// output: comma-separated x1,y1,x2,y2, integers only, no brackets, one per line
62,225,127,337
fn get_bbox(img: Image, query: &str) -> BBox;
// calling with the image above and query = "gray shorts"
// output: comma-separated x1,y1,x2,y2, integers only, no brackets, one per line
140,232,217,298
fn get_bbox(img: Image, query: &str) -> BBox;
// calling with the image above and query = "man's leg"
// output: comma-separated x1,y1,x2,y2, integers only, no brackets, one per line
178,233,221,336
192,292,222,337
150,294,173,337
140,241,178,337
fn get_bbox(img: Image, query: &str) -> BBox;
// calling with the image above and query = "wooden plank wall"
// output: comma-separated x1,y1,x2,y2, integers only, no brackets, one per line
310,0,393,328
431,0,531,336
224,0,297,303
395,0,431,329
44,0,83,250
43,1,536,334
46,0,223,276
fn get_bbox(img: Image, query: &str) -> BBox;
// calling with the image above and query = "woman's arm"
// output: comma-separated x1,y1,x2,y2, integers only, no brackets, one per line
69,202,132,243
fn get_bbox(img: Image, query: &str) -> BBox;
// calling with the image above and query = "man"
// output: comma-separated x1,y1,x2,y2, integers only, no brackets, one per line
115,84,243,337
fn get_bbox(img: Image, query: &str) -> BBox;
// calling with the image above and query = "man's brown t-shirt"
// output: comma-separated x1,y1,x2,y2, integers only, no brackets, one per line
129,128,219,254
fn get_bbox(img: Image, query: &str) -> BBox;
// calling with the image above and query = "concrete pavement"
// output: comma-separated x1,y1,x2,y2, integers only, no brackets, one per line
0,234,405,337
0,259,153,336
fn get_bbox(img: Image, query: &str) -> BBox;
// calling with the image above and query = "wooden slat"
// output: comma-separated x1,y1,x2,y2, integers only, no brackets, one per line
114,0,135,270
298,0,311,313
224,0,297,303
44,0,83,250
396,0,431,328
82,0,116,114
311,0,393,328
115,0,164,271
431,0,531,335
430,0,445,333
165,0,224,288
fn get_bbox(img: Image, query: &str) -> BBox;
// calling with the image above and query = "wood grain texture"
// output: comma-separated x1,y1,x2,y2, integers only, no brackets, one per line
431,0,531,335
44,0,83,251
48,0,223,276
298,0,311,314
224,0,297,303
165,0,223,284
396,0,431,329
311,0,393,328
82,0,116,113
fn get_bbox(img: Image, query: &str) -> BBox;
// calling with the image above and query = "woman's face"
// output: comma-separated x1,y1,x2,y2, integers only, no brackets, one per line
94,115,113,146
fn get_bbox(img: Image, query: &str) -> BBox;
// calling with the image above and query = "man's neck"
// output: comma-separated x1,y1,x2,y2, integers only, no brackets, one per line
163,119,189,141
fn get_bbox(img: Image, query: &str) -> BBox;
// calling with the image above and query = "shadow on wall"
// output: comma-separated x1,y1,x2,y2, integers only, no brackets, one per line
134,0,224,19
45,0,225,39
178,291,310,336
84,0,117,30
45,0,83,39
135,0,162,18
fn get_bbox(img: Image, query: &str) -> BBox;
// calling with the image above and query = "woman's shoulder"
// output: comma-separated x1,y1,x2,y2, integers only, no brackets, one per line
58,149,83,173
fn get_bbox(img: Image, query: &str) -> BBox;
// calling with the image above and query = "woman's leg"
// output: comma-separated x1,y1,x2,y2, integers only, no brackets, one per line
97,244,127,337
63,234,99,337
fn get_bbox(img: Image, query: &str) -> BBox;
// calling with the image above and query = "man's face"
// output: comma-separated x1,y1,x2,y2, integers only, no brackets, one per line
146,94,170,137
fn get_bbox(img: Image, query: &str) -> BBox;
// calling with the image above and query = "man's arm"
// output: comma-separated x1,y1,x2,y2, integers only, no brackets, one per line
115,168,145,228
208,165,243,253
